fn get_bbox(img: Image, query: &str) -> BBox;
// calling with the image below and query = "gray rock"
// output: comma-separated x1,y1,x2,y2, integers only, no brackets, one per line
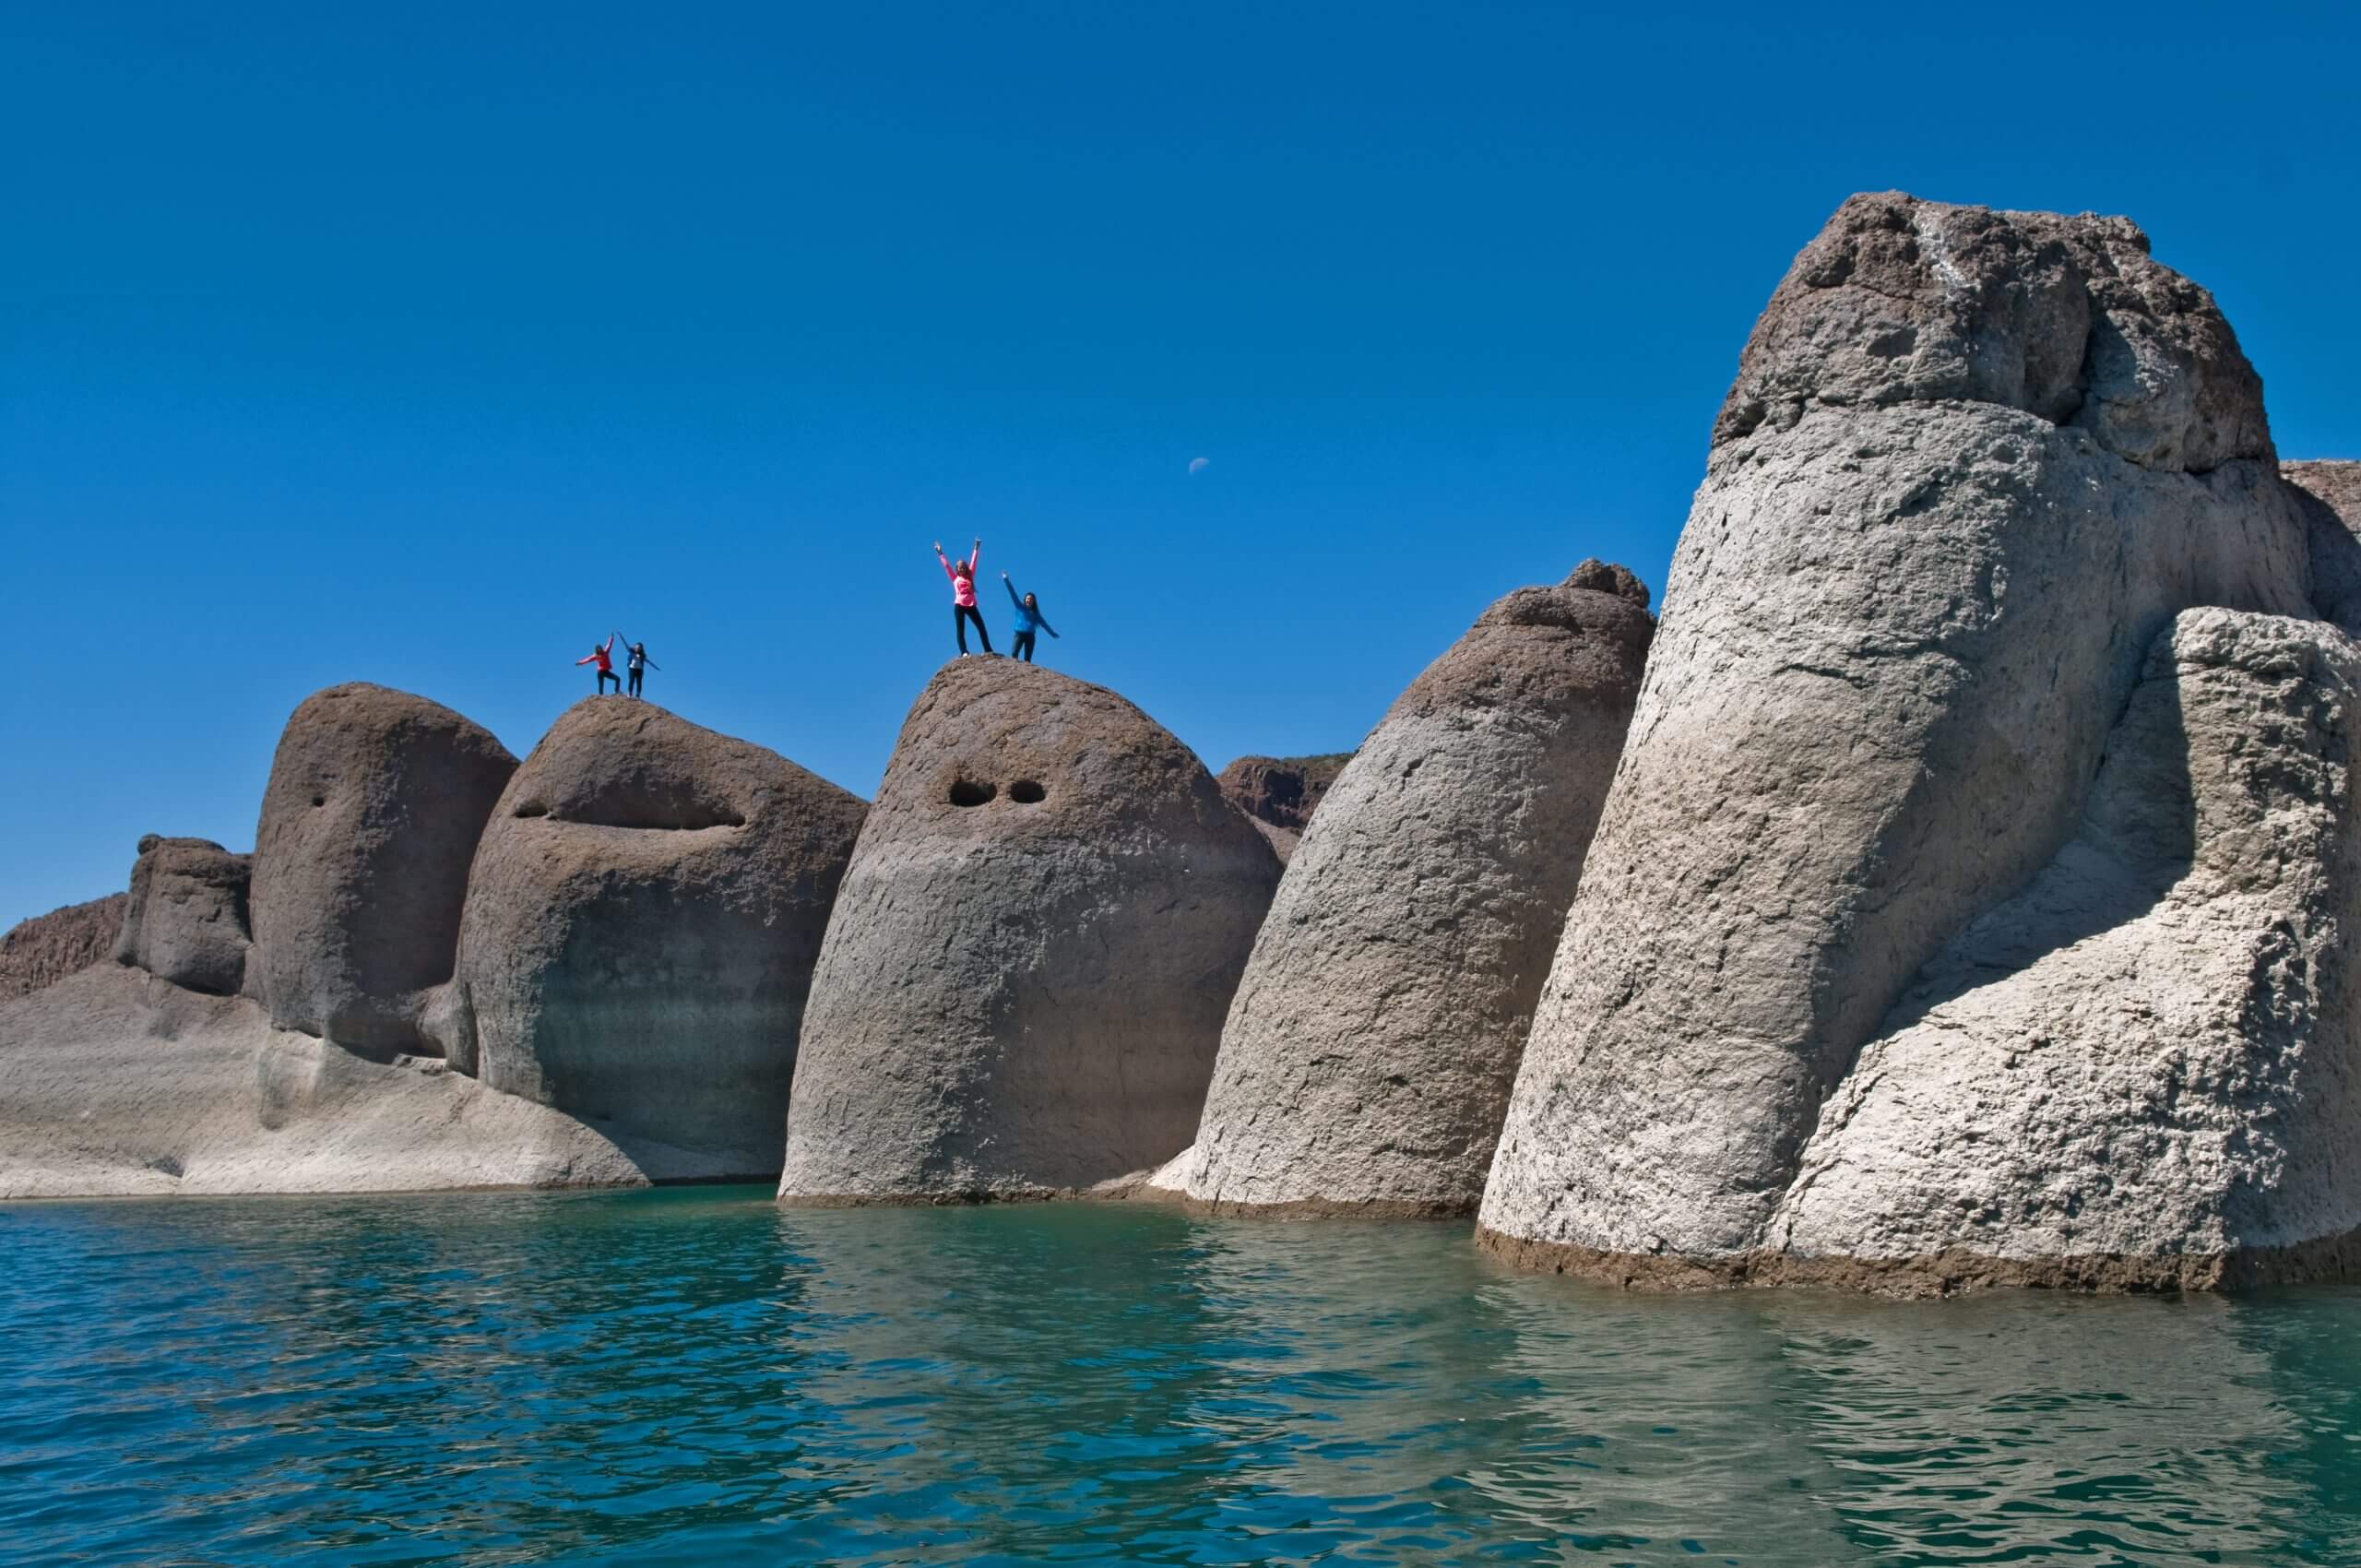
2285,460,2361,634
779,658,1281,1203
114,835,251,995
1764,610,2361,1292
1,894,125,1001
0,963,666,1198
249,683,517,1057
445,698,865,1173
1177,563,1655,1216
1481,194,2318,1280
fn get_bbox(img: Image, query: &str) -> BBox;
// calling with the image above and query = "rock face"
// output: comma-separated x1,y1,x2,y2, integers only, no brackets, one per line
2286,460,2361,634
444,699,865,1173
1756,610,2361,1291
0,895,125,1001
1178,563,1655,1216
779,659,1282,1203
1216,753,1352,861
113,836,252,995
249,683,517,1057
0,963,660,1199
1481,193,2331,1287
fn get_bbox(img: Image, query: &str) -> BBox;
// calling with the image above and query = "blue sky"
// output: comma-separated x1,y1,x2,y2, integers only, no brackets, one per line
3,1,2355,927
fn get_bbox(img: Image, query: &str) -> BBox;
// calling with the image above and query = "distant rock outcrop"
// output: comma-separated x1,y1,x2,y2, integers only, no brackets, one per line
1481,192,2336,1289
249,683,516,1058
114,836,251,996
779,659,1281,1203
1178,563,1655,1216
1,895,125,1001
1216,753,1352,862
2285,460,2361,634
444,699,865,1173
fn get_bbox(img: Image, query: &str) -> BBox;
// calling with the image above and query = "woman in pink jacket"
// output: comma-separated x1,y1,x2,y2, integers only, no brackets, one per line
934,538,993,656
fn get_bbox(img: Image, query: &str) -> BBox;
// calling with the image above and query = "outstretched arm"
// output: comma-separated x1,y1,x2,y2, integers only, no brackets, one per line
647,656,661,670
575,653,596,665
967,538,980,574
1041,613,1060,637
935,543,957,583
1004,576,1023,609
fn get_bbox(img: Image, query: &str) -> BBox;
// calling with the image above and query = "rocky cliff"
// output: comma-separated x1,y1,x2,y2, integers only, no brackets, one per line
779,658,1281,1203
1215,753,1352,861
1175,561,1655,1216
1479,192,2360,1292
0,895,125,1001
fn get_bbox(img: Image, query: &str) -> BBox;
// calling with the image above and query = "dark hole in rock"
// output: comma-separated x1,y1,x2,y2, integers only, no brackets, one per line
1008,779,1047,804
515,801,550,818
310,796,326,808
949,779,997,808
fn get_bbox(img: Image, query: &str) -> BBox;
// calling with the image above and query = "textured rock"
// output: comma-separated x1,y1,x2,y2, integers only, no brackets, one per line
1216,753,1352,861
443,699,865,1174
0,895,125,1001
2285,460,2361,634
1481,194,2318,1281
1178,563,1655,1216
779,659,1281,1203
250,683,517,1056
113,835,252,995
1755,610,2361,1291
0,963,673,1198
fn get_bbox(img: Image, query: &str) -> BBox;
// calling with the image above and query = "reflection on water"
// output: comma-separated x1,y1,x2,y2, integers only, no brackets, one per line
2,1190,2358,1565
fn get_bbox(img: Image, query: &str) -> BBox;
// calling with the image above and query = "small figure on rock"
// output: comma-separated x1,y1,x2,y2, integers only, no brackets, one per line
622,637,659,698
576,633,620,695
1002,572,1059,664
935,539,992,656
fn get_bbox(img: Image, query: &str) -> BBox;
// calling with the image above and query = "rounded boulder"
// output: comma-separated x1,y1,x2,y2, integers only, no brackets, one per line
778,658,1282,1203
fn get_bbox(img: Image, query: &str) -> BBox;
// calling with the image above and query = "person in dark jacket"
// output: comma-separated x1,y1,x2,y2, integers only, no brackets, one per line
622,638,660,698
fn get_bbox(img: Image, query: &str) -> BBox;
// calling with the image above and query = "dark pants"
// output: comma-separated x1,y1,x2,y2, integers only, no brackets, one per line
1013,630,1037,662
598,669,621,694
628,667,644,696
955,604,991,654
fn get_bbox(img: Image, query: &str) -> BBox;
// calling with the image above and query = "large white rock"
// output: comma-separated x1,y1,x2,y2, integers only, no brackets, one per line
1480,193,2329,1285
1176,563,1655,1216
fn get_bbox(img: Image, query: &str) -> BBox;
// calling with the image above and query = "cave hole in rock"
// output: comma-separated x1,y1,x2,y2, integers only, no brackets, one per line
310,795,326,808
514,801,549,818
1008,779,1047,804
949,779,997,808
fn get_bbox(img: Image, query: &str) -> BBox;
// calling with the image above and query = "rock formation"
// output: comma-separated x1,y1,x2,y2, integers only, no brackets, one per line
249,683,517,1057
113,835,252,996
0,963,658,1198
2286,460,2361,634
779,659,1281,1203
0,894,125,1001
443,698,865,1173
1480,191,2342,1289
1216,753,1352,861
1176,562,1655,1216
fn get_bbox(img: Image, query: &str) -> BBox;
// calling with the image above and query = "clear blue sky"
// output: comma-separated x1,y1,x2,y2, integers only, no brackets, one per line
3,2,2355,928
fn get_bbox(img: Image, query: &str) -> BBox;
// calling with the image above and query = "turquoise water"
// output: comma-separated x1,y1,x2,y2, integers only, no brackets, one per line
5,1190,2361,1565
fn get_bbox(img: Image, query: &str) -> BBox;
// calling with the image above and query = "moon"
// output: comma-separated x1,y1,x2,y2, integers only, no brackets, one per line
1187,457,1209,476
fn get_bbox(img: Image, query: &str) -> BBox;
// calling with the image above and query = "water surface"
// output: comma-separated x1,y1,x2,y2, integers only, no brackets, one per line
4,1187,2358,1564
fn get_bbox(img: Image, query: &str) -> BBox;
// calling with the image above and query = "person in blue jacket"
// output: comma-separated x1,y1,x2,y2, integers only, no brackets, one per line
1000,572,1060,663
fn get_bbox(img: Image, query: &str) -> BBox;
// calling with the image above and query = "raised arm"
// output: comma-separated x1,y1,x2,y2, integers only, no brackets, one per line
1004,576,1023,609
967,538,981,574
935,542,957,582
602,633,616,653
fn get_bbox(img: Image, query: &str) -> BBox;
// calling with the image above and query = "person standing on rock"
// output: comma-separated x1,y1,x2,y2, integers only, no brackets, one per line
622,638,659,698
576,633,621,695
1001,572,1059,663
934,539,992,656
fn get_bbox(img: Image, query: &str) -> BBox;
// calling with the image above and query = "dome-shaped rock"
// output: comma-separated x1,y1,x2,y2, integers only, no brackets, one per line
1481,194,2319,1286
249,683,517,1057
444,698,866,1173
1177,562,1655,1216
113,835,252,996
778,659,1282,1203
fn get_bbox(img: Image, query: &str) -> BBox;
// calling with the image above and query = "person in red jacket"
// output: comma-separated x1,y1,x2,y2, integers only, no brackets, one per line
934,538,992,655
576,633,621,694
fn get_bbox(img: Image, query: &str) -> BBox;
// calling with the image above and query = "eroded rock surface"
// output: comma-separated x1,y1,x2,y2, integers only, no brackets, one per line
1481,193,2321,1284
250,683,516,1057
780,659,1281,1203
114,835,252,996
1216,753,1352,861
2286,460,2361,635
445,699,865,1174
1179,563,1655,1216
1,895,125,1001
